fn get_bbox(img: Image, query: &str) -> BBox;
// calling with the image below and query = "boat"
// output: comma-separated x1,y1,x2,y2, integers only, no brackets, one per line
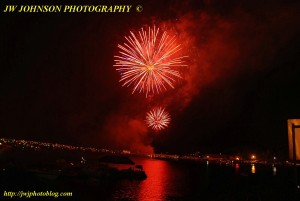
98,155,147,180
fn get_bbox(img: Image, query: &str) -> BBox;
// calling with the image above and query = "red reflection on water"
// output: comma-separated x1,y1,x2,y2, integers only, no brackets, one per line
138,159,169,201
235,163,239,175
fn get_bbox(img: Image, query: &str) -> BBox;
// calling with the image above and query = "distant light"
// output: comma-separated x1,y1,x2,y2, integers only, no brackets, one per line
273,156,277,160
0,142,2,145
236,157,240,161
251,155,256,160
206,155,209,158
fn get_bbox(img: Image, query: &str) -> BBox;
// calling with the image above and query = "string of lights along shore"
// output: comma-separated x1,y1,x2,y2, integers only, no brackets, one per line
114,25,188,131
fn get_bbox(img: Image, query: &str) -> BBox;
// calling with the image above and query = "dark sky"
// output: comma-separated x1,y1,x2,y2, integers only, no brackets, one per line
1,0,300,155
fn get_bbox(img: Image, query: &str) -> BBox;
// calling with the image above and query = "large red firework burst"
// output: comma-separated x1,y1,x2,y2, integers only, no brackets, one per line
114,25,187,97
145,107,171,131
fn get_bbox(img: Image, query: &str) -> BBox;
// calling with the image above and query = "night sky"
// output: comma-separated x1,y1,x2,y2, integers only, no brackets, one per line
1,0,300,155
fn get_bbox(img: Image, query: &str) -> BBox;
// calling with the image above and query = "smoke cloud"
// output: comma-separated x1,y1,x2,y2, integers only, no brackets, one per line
101,112,154,154
161,1,300,110
100,0,300,153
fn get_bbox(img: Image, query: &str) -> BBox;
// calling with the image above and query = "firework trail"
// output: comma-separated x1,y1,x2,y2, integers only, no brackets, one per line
146,107,171,131
114,26,187,97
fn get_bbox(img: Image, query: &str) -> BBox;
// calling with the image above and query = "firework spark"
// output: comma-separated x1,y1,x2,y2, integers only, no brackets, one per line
146,107,171,131
114,26,187,97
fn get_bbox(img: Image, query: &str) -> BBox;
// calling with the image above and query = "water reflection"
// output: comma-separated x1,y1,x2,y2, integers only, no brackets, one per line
235,163,239,175
272,165,277,176
112,158,193,201
251,164,256,174
138,159,168,201
108,158,297,201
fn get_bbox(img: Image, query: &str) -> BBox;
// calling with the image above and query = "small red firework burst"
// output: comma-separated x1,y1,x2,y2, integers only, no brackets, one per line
145,107,171,131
